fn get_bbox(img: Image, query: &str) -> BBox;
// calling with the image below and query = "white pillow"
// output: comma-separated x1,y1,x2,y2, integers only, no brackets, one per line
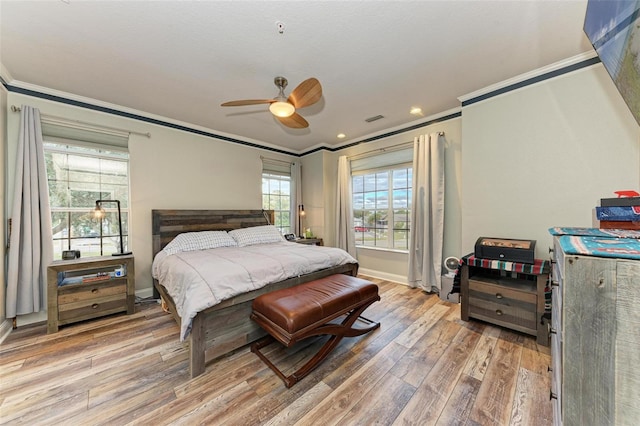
228,225,285,247
162,231,237,255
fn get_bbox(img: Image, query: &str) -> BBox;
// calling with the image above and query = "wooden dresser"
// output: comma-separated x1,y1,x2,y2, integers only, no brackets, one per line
550,238,640,425
47,255,135,333
461,255,549,346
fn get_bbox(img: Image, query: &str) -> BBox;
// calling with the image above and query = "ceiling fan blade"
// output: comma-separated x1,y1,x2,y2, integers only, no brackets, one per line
221,99,274,107
288,78,322,109
277,112,308,129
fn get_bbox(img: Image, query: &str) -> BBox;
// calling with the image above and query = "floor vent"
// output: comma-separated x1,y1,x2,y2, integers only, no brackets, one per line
365,115,384,123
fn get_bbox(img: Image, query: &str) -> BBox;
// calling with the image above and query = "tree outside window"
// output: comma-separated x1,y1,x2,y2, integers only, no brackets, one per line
45,142,130,259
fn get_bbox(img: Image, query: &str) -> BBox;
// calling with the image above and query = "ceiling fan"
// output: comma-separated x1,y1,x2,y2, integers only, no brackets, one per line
221,77,322,129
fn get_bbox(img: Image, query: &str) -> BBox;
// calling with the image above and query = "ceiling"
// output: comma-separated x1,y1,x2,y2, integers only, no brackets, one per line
0,1,594,154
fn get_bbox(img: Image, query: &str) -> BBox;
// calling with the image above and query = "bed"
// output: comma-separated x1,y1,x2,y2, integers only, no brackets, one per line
151,209,359,378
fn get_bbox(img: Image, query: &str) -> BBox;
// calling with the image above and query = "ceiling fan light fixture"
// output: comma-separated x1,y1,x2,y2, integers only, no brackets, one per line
269,100,295,117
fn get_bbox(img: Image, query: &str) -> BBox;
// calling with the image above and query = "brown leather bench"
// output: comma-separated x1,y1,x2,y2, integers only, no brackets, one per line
250,274,380,387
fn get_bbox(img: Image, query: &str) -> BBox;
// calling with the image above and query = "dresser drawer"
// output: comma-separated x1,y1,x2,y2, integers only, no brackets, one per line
550,331,562,395
552,397,562,426
553,237,565,281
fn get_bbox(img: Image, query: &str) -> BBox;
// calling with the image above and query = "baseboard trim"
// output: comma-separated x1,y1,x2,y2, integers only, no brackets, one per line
358,268,408,286
0,318,14,344
136,288,155,300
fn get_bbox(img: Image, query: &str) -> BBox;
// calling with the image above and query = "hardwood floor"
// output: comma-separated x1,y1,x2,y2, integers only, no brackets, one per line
0,277,552,425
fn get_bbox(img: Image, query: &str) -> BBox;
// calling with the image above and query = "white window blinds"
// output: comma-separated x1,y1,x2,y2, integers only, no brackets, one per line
261,157,291,176
41,117,129,152
350,147,412,173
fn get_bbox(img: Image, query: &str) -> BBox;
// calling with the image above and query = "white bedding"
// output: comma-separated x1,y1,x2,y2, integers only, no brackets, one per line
152,241,357,340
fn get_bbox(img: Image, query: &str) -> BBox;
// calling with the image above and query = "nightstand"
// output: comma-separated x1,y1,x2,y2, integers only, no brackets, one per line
460,255,549,346
296,238,324,246
47,255,135,333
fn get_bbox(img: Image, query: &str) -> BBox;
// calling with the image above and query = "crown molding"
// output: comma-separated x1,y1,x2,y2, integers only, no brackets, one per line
5,79,299,155
458,51,598,103
300,106,462,156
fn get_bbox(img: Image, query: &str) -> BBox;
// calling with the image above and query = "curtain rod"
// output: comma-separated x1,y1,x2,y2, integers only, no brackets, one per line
11,105,151,138
260,155,294,165
347,132,444,161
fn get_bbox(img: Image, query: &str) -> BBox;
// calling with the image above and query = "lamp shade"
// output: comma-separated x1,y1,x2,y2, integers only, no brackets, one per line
269,101,295,118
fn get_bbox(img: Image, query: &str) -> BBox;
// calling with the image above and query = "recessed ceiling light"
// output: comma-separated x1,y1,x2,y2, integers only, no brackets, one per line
410,107,423,115
337,133,346,139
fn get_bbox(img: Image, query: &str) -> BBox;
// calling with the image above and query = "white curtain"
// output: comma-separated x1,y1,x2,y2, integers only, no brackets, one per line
408,133,445,293
6,106,54,318
291,161,303,236
335,156,356,257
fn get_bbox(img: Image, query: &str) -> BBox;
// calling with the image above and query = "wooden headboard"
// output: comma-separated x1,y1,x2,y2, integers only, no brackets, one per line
151,209,275,259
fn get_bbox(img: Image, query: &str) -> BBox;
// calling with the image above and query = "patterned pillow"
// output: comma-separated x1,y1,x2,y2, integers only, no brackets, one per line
163,231,237,255
228,225,285,247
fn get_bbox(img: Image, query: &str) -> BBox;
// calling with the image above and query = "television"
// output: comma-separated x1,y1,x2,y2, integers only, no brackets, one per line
584,0,640,126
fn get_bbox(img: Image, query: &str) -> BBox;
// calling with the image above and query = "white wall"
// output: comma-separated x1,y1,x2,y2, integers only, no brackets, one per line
309,112,463,284
300,150,326,241
5,92,296,325
461,63,640,259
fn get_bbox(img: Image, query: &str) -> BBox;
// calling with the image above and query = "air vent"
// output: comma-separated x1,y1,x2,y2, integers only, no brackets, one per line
365,115,384,123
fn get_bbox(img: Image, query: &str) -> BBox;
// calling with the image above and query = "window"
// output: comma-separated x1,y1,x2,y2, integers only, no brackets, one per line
352,167,412,250
350,147,413,251
262,172,291,234
44,142,130,259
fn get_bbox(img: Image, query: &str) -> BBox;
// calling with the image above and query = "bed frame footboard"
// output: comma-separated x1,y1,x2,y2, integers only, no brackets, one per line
154,263,359,378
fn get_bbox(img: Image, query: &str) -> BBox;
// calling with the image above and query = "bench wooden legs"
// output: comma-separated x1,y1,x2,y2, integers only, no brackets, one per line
251,300,380,388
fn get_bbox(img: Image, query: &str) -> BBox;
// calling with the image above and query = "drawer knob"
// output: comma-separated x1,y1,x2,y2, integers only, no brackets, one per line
549,247,554,254
92,304,99,309
550,390,557,400
495,293,503,299
495,309,503,316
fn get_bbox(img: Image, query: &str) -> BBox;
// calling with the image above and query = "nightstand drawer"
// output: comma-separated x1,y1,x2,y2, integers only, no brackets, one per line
58,291,127,322
58,280,127,304
468,278,537,304
468,297,537,329
468,278,537,331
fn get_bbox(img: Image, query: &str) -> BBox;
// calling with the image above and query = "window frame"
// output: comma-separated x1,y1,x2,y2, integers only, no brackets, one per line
261,171,292,235
44,141,131,259
352,163,412,252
